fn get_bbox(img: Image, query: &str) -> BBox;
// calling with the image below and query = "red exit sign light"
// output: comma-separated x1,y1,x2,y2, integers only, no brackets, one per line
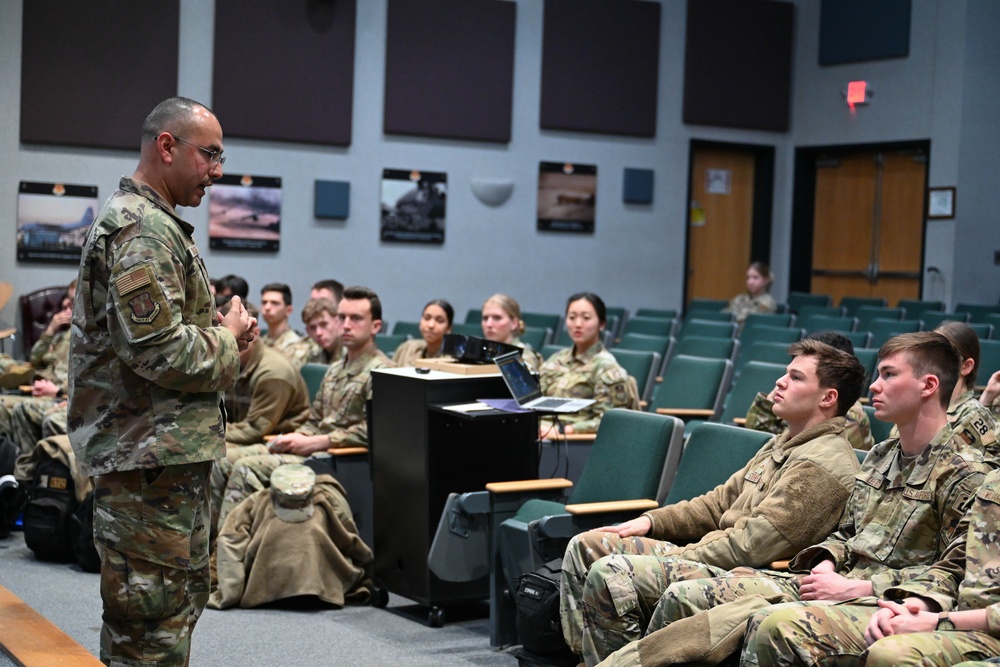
846,80,869,107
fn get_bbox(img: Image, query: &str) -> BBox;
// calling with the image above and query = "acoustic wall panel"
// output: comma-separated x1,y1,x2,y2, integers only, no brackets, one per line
683,0,794,132
384,0,515,143
20,1,179,150
819,0,911,66
213,0,356,146
540,0,661,137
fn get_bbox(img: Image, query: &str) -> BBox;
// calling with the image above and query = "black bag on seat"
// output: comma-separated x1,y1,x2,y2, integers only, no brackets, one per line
513,558,578,667
69,490,101,572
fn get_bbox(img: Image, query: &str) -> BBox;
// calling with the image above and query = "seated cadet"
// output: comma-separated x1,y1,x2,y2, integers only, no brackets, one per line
393,299,453,367
592,332,993,667
481,293,544,371
310,278,344,303
745,330,874,450
0,280,75,450
211,286,394,532
220,301,311,448
259,282,306,364
216,273,249,301
289,297,343,366
560,338,867,663
754,466,1000,667
724,261,777,327
538,292,638,436
982,369,1000,418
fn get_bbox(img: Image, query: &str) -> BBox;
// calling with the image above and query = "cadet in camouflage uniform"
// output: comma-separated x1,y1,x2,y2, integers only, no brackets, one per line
294,297,343,366
212,286,394,532
562,339,868,664
724,261,777,326
539,293,638,435
393,299,454,367
259,282,309,367
744,331,875,451
981,370,1000,419
590,332,992,667
482,293,544,371
68,97,254,667
0,283,73,441
754,467,1000,667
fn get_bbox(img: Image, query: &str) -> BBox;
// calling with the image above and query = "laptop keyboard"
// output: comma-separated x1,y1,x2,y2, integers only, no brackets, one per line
533,398,570,409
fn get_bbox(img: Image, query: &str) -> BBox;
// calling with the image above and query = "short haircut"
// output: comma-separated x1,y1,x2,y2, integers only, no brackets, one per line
483,293,525,336
312,279,345,303
261,282,293,306
807,330,855,357
935,321,980,389
220,274,249,300
879,331,960,409
423,299,455,327
301,297,337,325
787,338,866,416
141,96,210,142
566,292,607,325
342,285,382,322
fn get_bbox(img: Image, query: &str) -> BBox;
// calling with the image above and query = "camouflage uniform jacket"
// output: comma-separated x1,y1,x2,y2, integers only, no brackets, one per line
393,338,441,368
726,292,777,324
888,390,1000,460
746,392,875,450
641,417,860,569
28,328,71,390
262,327,303,364
297,344,395,448
790,426,990,596
539,342,638,433
290,338,341,368
68,176,241,475
224,342,311,445
880,469,1000,637
511,336,544,372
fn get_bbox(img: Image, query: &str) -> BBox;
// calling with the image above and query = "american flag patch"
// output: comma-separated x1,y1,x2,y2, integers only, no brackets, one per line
115,267,151,295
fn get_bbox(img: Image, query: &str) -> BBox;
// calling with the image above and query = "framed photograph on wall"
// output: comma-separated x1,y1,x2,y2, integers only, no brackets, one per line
17,180,98,263
380,169,447,244
208,174,282,252
927,187,955,220
537,162,597,233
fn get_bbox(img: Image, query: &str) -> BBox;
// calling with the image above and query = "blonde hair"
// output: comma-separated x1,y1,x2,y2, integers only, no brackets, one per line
483,293,525,336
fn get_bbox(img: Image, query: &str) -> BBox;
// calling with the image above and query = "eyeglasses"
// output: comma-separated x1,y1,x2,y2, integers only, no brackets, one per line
170,134,226,166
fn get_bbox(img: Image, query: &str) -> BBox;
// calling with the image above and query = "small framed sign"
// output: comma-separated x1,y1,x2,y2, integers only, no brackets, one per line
927,187,955,220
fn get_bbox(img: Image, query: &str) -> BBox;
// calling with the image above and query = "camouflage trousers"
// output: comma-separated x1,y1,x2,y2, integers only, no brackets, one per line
562,530,741,666
93,461,212,667
9,397,63,456
755,601,1000,667
208,443,302,540
595,568,802,667
0,394,29,437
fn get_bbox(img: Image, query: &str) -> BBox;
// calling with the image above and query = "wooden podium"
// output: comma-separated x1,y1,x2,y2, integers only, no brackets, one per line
370,367,538,623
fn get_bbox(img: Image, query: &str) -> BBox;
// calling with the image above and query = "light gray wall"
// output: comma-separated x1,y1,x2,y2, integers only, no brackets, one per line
1,0,992,351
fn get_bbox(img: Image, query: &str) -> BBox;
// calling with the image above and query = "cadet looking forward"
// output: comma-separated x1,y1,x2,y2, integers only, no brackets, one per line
68,96,254,667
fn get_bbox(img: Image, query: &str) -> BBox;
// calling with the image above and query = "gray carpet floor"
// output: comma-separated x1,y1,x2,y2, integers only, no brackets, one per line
0,530,522,666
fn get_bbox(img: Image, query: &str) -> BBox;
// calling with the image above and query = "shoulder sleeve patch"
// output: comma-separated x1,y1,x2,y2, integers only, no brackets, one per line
115,266,152,295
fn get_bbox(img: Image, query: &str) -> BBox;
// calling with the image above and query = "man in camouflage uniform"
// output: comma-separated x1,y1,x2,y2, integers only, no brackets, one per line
212,286,394,533
292,297,342,366
259,282,308,367
68,97,254,667
745,331,874,451
0,282,74,444
562,339,868,665
591,332,992,667
754,466,1000,666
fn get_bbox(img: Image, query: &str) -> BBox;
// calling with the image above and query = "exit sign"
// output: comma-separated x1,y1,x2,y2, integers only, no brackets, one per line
846,80,869,107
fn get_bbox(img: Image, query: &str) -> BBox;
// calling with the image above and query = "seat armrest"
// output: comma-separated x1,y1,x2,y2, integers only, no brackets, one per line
656,408,714,418
561,433,597,442
486,478,573,494
330,447,368,456
731,417,747,426
565,499,659,515
770,559,791,571
0,327,15,339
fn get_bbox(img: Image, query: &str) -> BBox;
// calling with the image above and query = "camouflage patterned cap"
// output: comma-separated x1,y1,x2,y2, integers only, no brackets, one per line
269,464,316,523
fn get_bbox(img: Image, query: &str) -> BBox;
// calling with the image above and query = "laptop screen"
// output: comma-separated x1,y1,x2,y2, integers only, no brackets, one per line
494,351,542,404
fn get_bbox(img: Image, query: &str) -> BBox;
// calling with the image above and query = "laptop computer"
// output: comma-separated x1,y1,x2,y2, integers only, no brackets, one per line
493,350,596,413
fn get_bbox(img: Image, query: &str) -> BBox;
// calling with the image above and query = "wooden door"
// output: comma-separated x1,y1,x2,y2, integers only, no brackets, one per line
811,150,925,306
687,147,756,304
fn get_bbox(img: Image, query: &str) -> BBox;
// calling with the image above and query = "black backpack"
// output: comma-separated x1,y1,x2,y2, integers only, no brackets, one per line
69,490,101,572
513,558,578,667
0,432,24,539
23,451,78,562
